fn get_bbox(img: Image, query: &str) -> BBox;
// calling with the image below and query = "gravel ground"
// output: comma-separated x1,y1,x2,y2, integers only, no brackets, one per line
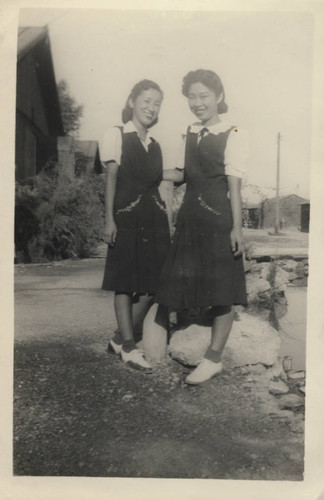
14,259,304,479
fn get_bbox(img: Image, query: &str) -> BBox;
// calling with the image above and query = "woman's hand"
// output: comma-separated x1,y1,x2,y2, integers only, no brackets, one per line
103,220,117,246
230,227,244,256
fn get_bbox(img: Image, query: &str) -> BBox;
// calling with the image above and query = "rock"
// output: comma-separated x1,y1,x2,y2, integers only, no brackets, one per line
258,263,288,292
269,380,289,395
122,394,134,401
244,244,256,260
250,262,288,286
249,363,266,375
243,257,253,273
142,303,167,362
223,312,281,367
266,358,287,379
280,260,298,272
246,274,271,302
282,356,293,372
287,370,306,380
240,366,251,375
289,419,305,434
272,267,289,292
299,386,305,394
287,271,298,281
270,409,295,419
278,394,304,410
249,262,264,274
295,269,305,278
169,311,281,367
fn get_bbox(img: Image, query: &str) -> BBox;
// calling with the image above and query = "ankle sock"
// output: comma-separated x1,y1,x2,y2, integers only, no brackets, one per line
205,348,222,364
122,339,136,353
112,330,122,345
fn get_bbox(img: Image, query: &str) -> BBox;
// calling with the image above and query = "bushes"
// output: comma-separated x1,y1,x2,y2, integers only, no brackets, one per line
15,163,105,263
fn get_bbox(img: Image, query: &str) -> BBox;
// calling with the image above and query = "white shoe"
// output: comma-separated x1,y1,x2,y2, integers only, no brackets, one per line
107,339,122,355
121,348,153,372
185,358,223,385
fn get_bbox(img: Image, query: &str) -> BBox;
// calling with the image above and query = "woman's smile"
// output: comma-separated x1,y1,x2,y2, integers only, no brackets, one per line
188,82,221,125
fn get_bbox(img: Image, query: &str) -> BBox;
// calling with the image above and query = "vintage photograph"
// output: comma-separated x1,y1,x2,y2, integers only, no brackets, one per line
13,6,313,483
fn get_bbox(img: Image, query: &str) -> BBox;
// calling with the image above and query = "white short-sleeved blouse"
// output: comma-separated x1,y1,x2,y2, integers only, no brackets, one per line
175,121,249,179
100,121,154,165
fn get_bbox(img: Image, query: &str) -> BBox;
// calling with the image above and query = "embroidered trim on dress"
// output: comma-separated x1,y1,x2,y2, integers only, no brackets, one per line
198,194,222,215
153,195,167,214
116,195,142,214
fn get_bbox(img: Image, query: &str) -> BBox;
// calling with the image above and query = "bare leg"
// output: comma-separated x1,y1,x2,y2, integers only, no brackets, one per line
114,292,153,370
209,306,234,353
132,294,154,336
114,293,134,342
112,294,153,343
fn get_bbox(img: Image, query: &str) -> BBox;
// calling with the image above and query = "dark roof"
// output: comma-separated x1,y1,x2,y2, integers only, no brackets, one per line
265,193,308,204
17,26,48,61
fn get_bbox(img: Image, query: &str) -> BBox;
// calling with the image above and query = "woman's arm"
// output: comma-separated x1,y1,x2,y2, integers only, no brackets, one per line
228,175,244,256
103,161,119,246
162,168,184,183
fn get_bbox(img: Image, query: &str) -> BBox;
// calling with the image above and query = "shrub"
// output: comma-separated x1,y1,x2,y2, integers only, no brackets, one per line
15,163,105,263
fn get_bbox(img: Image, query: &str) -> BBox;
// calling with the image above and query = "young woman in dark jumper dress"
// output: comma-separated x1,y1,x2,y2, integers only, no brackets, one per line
101,79,179,372
156,69,248,384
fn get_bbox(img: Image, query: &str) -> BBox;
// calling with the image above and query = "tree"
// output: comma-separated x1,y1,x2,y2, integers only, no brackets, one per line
57,80,84,136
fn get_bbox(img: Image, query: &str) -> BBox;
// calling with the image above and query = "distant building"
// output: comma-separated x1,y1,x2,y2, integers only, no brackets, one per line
242,202,262,229
16,26,64,181
57,137,102,180
299,201,310,233
263,194,308,229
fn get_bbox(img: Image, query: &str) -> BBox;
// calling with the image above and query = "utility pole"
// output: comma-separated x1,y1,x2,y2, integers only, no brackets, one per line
274,132,280,234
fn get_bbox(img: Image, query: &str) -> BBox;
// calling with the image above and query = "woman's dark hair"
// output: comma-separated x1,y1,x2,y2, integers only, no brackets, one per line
182,69,228,114
122,79,163,127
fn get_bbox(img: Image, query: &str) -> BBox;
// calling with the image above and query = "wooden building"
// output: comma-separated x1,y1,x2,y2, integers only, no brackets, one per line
57,137,102,180
16,26,64,181
262,194,308,230
242,202,262,229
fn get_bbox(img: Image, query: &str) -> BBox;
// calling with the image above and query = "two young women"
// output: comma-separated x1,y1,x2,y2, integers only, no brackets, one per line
101,70,248,385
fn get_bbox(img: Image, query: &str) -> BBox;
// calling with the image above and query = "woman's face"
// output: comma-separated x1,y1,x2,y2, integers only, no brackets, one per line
130,88,162,128
187,82,221,125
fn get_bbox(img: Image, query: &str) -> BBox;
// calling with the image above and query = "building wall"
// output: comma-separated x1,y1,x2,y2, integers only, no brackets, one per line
262,195,306,229
16,53,49,134
15,37,61,181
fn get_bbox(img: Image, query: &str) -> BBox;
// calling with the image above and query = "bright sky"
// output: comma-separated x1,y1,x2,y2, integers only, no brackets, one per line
19,8,314,201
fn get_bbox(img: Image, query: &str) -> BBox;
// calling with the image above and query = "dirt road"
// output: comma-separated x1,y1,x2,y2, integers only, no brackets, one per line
14,259,304,479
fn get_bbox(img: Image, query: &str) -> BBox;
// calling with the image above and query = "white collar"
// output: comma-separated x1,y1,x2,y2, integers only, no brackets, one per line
123,121,153,145
189,120,233,135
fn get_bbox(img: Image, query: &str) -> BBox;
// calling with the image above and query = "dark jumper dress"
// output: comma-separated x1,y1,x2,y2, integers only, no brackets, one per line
102,127,170,294
155,126,247,310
